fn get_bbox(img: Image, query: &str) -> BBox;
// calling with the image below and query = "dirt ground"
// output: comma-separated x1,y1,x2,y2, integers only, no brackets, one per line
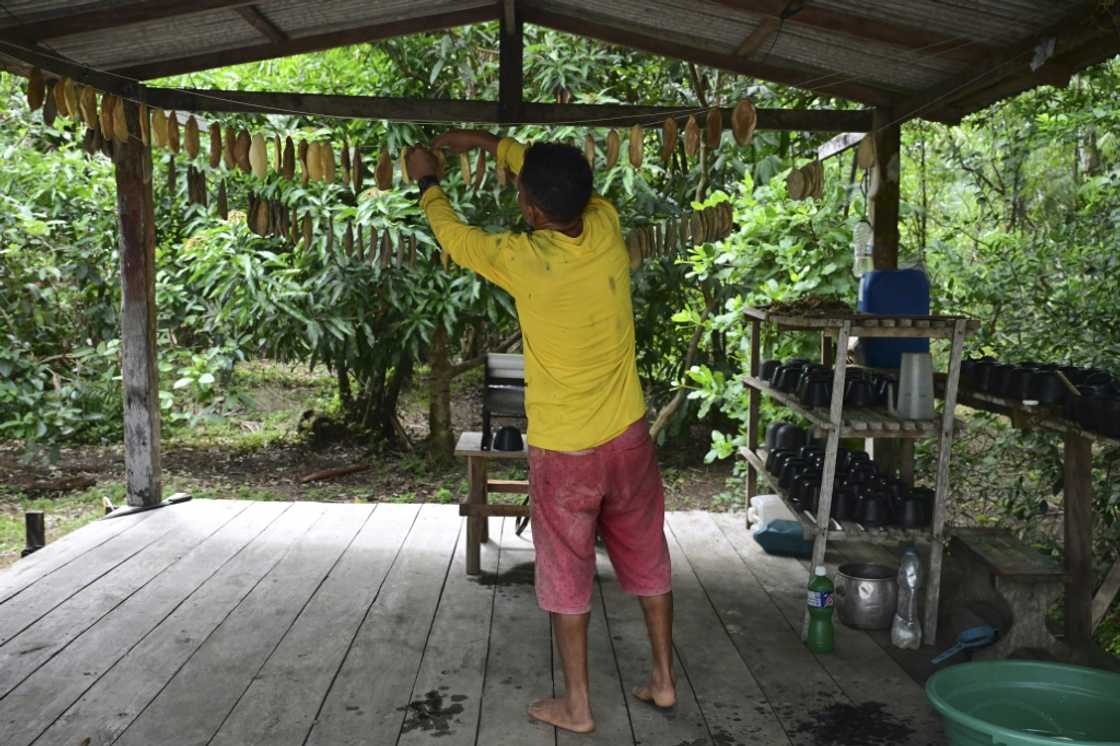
0,362,737,566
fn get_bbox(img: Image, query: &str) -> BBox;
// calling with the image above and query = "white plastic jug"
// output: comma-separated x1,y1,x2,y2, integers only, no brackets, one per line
896,352,935,420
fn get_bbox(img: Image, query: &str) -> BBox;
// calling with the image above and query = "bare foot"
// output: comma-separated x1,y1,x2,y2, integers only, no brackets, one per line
632,674,677,709
528,697,595,734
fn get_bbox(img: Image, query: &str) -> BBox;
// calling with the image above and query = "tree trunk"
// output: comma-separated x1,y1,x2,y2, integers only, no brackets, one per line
428,326,455,464
336,352,353,414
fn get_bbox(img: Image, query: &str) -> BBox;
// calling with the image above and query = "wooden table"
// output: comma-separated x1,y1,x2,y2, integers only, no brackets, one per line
454,431,530,575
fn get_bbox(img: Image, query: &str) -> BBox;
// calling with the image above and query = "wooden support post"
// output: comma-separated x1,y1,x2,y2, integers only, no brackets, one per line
498,0,523,125
21,511,45,556
1063,432,1094,651
114,98,162,508
466,456,489,575
924,319,966,645
746,318,761,514
1092,558,1120,632
869,108,901,270
803,322,851,640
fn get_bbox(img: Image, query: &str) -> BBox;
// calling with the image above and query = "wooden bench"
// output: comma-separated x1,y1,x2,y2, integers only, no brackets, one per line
455,431,529,575
943,527,1065,659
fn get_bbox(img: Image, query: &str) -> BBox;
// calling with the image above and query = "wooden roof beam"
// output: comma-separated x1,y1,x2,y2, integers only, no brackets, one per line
235,5,288,44
149,87,875,131
518,4,901,107
735,17,779,58
895,2,1108,123
0,1,256,42
112,4,500,80
711,0,995,65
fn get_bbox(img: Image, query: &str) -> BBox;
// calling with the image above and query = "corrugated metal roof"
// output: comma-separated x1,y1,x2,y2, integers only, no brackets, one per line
0,0,1113,118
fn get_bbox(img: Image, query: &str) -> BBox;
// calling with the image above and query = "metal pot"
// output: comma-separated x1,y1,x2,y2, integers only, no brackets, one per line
834,563,898,630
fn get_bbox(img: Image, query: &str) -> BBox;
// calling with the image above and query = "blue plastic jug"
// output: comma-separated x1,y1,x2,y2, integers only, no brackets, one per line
858,268,930,369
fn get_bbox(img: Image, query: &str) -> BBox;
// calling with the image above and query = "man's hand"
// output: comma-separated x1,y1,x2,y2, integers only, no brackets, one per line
432,129,501,157
405,146,439,182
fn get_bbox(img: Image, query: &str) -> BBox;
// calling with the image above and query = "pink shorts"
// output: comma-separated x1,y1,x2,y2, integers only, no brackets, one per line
528,419,671,615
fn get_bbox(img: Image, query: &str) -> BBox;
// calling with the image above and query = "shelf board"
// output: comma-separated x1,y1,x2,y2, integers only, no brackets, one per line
744,307,980,339
744,375,950,439
742,446,931,545
938,383,1120,447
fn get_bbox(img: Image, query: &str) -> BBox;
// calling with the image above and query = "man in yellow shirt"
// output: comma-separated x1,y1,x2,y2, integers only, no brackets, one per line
407,131,674,735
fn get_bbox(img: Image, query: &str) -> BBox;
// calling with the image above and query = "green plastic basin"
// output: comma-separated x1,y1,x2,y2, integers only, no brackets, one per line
926,661,1120,745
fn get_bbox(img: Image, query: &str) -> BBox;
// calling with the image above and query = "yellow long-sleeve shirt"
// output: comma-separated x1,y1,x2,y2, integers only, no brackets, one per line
420,137,646,451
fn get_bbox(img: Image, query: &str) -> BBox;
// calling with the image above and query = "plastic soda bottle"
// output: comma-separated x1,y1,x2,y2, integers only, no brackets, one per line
807,566,834,653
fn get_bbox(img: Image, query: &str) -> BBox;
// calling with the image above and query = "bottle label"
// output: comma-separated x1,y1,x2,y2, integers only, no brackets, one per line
807,590,833,609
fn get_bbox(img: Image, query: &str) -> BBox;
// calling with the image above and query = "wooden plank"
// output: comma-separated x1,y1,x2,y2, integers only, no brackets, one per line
735,16,780,57
498,0,523,124
0,0,254,41
1064,433,1094,651
112,5,502,79
1092,558,1120,632
595,546,709,745
235,4,287,43
664,515,792,744
555,567,632,745
456,431,528,459
951,528,1063,578
869,108,901,270
710,0,993,64
0,500,246,700
0,509,157,605
8,501,304,746
475,519,555,746
818,131,864,162
460,503,530,517
711,514,945,744
488,479,530,494
668,512,844,746
113,84,877,130
209,504,418,745
113,503,373,746
394,517,500,746
0,503,187,643
114,99,161,506
519,6,899,107
304,504,461,746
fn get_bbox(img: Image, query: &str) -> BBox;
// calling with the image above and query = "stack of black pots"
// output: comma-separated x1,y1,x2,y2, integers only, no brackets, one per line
764,422,932,529
760,358,895,411
961,358,1120,438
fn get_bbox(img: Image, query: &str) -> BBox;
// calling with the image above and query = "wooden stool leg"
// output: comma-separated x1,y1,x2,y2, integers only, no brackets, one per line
467,457,488,575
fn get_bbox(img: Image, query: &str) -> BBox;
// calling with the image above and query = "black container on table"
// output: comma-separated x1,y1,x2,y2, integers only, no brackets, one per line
845,378,878,408
832,483,860,521
779,458,812,490
855,490,889,527
773,423,807,452
1093,396,1120,437
792,476,821,512
770,450,802,479
990,364,1017,398
897,495,931,528
760,359,782,383
801,376,833,408
1035,370,1067,405
766,448,795,475
765,421,793,451
774,364,806,393
1008,367,1041,402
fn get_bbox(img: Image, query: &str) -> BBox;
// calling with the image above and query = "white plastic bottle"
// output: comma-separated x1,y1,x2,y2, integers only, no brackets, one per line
852,220,874,277
891,546,923,649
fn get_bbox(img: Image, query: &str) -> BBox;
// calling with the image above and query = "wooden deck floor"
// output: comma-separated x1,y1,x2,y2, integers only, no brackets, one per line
0,500,945,745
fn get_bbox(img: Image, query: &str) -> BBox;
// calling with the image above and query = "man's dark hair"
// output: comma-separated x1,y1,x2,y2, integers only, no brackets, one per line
519,142,593,224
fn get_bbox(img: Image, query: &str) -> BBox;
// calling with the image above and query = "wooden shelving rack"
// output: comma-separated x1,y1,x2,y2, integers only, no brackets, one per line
742,307,978,643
